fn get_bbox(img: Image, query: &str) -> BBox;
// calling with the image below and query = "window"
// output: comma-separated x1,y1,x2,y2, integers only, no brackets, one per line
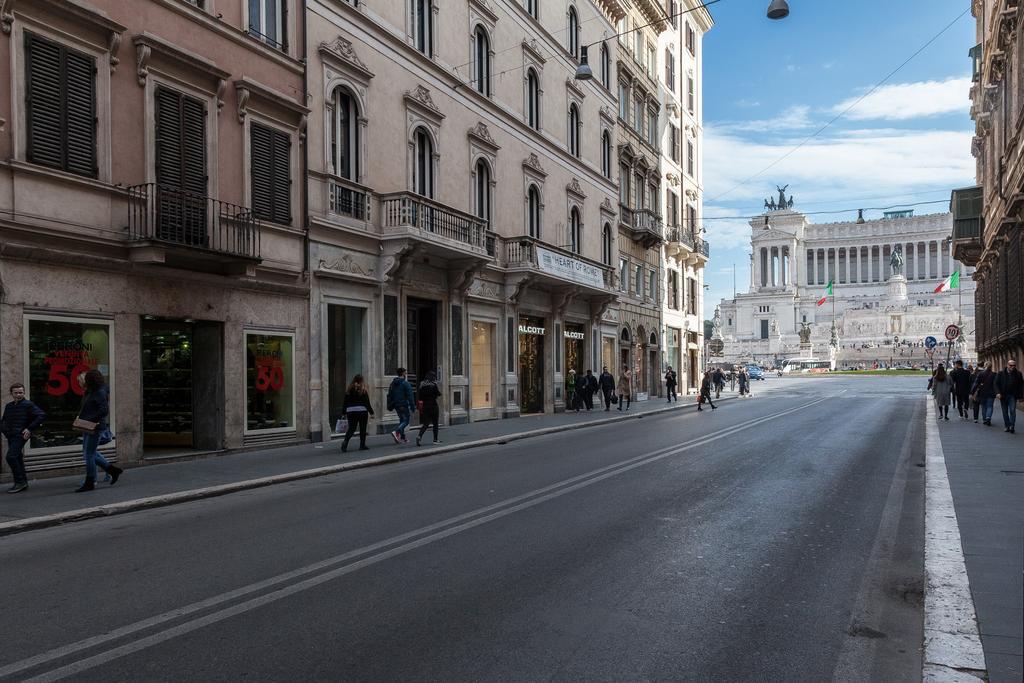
669,124,680,162
649,270,657,303
248,0,286,51
474,159,491,225
668,191,679,227
601,131,612,178
648,183,658,212
527,184,541,237
245,332,295,433
24,33,97,178
602,223,613,265
618,163,630,205
330,88,359,180
525,0,537,19
647,109,658,147
568,103,581,157
634,30,643,62
413,127,433,197
687,76,695,113
155,87,207,196
250,122,292,225
474,27,490,96
568,6,580,60
687,140,694,176
526,69,540,130
669,0,678,28
634,172,644,209
669,270,679,309
600,43,610,89
647,44,656,79
412,0,432,56
617,18,627,46
687,203,697,236
619,258,628,292
618,82,629,120
687,277,697,314
665,49,675,90
685,22,695,55
635,264,643,297
634,98,643,134
569,207,582,254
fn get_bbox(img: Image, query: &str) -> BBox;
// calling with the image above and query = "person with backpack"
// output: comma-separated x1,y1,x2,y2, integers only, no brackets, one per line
386,368,415,444
341,374,374,452
416,371,442,446
1,382,45,494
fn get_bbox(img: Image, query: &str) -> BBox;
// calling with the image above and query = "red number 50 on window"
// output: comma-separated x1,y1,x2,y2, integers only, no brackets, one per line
46,363,90,397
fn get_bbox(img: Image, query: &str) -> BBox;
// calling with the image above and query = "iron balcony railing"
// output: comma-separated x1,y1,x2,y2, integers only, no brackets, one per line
127,183,261,259
666,227,695,249
632,208,664,240
696,236,710,259
379,192,488,251
329,176,372,221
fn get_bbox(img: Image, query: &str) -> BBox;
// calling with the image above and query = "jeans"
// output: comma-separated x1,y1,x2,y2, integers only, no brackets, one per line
82,431,110,480
5,437,28,485
395,406,411,438
1001,394,1018,429
617,393,631,410
981,397,995,423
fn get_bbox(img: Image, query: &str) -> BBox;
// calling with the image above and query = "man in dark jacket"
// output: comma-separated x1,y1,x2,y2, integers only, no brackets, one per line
1,383,45,493
598,367,616,411
665,367,677,403
949,360,972,419
995,359,1022,433
579,370,597,411
971,362,998,426
386,368,416,443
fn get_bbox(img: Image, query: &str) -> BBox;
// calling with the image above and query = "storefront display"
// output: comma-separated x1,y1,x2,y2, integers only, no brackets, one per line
245,332,295,432
564,323,585,378
25,316,112,450
518,316,545,413
602,337,616,374
141,320,194,448
470,321,494,410
327,306,363,427
666,328,681,375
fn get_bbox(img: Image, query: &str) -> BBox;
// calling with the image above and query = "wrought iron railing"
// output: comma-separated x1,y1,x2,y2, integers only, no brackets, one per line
696,236,710,259
666,227,695,248
329,176,372,221
127,183,261,259
379,192,488,250
632,209,664,239
248,25,285,51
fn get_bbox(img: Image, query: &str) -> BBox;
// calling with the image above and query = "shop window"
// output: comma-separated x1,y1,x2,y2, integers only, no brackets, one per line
328,305,363,426
245,333,294,432
25,316,112,450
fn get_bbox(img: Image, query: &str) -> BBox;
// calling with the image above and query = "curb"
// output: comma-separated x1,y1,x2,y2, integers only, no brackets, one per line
0,395,740,537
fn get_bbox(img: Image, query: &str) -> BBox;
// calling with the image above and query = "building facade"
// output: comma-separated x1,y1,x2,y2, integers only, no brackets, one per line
0,0,309,475
956,0,1024,369
718,203,976,367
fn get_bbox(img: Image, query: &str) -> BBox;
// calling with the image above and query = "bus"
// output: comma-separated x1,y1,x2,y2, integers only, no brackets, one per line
781,358,832,374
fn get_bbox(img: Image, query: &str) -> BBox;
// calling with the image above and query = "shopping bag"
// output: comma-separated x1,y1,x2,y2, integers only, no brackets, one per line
335,418,348,434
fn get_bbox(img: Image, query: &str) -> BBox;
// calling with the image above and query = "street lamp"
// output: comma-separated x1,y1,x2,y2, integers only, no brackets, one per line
575,2,790,80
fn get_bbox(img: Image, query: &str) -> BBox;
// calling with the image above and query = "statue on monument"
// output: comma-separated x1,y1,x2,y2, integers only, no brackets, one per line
889,244,905,277
764,185,794,211
798,322,812,344
712,306,723,339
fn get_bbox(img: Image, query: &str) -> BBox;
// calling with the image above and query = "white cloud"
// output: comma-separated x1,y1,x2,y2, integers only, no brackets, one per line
702,204,756,250
834,77,972,121
713,105,812,134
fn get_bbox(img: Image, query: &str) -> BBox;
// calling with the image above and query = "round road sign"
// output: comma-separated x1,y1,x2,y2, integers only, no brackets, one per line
945,324,960,341
924,336,938,349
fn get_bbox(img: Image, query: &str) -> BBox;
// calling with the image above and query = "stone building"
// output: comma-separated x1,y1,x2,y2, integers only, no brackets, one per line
718,202,976,367
305,0,624,437
956,0,1024,369
0,0,309,474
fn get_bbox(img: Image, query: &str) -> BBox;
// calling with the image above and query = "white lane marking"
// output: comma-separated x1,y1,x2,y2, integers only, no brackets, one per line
922,398,987,680
8,397,829,681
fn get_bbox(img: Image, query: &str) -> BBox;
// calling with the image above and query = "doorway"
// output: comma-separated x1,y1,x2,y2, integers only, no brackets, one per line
406,297,439,388
518,315,545,414
471,320,496,419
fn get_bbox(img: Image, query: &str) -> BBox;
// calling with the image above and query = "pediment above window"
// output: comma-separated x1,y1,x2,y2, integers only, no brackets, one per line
319,36,374,81
404,85,444,126
468,121,500,152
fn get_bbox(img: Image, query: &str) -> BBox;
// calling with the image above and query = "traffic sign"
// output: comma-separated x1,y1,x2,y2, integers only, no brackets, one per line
924,336,938,349
945,324,960,341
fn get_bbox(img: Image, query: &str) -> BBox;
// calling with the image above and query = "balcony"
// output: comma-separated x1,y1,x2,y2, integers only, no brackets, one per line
379,192,491,260
631,209,664,247
329,176,372,222
501,236,613,296
126,183,261,276
950,185,984,265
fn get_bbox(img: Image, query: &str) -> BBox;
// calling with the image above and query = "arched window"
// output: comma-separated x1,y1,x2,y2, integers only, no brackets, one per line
527,185,541,238
413,127,434,198
600,131,610,176
330,87,359,180
526,69,540,130
568,6,580,60
474,26,490,96
525,0,538,19
602,222,613,265
474,159,491,225
568,104,581,158
600,43,610,89
413,0,432,56
569,207,582,254
621,326,631,343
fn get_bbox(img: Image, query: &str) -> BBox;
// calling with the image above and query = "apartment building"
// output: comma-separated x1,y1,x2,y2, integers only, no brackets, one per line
0,0,309,473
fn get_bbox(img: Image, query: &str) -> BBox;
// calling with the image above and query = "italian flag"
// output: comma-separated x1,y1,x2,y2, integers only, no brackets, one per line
934,270,960,293
816,280,833,306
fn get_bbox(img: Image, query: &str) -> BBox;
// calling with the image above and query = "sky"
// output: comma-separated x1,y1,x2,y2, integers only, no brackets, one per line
699,0,976,320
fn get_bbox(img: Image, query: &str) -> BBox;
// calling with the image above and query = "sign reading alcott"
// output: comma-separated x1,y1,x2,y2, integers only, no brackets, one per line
536,246,605,288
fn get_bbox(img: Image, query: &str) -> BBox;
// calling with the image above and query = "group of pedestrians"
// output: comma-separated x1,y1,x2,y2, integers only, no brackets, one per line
341,367,444,452
931,358,1021,433
1,370,123,494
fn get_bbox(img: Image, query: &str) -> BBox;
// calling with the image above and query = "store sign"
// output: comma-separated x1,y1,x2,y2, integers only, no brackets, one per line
563,331,585,340
536,246,605,289
519,325,546,336
246,333,295,432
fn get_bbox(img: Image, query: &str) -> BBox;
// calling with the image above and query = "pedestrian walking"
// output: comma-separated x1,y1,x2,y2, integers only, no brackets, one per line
73,370,122,492
341,374,374,452
617,368,632,411
664,367,678,403
971,362,997,426
949,360,972,419
698,370,717,411
738,369,750,397
968,363,982,422
713,368,725,399
994,358,1022,434
729,370,736,393
598,366,616,411
565,369,579,412
580,369,597,411
415,371,442,446
386,368,415,444
1,383,45,493
932,363,953,421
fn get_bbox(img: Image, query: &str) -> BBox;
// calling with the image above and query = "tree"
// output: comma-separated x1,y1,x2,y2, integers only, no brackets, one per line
703,320,714,339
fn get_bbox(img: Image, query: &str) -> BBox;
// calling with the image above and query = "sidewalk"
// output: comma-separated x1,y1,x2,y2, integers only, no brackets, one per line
934,407,1023,683
0,390,751,535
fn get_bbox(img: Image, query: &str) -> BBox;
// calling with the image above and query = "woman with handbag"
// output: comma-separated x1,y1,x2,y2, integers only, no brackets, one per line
341,374,374,452
415,371,442,446
74,370,122,492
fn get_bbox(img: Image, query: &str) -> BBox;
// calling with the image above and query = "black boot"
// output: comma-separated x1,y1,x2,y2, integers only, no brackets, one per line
75,478,95,492
107,465,123,485
341,438,349,453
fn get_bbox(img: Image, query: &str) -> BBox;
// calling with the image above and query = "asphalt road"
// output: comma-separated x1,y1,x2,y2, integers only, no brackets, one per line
0,377,926,682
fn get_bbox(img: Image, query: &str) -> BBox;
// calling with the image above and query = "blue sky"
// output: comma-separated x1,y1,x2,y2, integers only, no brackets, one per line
700,0,976,317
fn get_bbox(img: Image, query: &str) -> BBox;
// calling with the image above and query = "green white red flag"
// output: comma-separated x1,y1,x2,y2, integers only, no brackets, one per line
816,280,833,306
934,270,960,293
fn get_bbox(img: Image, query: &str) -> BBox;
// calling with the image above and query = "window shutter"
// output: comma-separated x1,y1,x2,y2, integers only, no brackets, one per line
271,127,292,223
64,49,97,177
155,88,184,189
181,96,207,196
250,123,274,221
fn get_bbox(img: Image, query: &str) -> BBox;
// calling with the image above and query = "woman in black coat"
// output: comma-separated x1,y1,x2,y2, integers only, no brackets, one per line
341,374,374,452
416,371,442,446
76,370,122,492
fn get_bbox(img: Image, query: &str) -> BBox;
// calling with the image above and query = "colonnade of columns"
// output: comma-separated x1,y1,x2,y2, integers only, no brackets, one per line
757,245,791,288
804,240,955,286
